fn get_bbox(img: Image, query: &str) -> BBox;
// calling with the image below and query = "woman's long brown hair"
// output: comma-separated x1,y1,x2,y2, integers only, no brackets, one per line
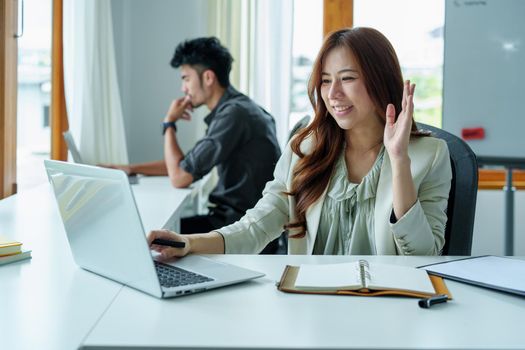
285,27,423,238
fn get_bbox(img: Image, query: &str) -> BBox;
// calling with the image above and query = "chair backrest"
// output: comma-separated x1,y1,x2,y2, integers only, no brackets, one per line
288,115,311,141
417,123,478,255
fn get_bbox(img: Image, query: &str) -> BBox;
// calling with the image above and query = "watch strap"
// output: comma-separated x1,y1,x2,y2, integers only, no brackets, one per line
162,121,177,135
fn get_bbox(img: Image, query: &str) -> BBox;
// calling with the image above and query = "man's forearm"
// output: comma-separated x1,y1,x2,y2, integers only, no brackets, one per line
164,131,193,187
129,160,168,176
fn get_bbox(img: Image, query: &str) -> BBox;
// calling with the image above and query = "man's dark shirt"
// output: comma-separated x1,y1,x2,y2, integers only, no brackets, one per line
180,86,281,216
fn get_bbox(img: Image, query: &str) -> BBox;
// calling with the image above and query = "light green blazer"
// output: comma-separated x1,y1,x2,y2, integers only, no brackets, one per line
218,135,452,255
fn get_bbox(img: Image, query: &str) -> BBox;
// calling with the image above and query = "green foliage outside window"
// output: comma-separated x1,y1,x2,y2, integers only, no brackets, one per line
404,68,443,128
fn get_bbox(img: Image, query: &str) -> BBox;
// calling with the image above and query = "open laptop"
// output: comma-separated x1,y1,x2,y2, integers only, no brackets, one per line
63,130,138,184
44,160,264,298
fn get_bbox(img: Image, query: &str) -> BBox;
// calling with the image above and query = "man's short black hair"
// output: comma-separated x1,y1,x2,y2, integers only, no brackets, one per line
171,37,233,88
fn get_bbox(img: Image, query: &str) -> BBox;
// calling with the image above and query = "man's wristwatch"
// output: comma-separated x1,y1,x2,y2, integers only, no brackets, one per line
162,121,177,135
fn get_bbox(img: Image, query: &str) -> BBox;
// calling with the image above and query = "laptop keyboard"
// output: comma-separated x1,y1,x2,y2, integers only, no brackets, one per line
154,261,214,288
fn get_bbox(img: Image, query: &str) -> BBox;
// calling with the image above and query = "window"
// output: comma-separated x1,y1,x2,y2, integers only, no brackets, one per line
289,0,323,132
43,104,50,128
354,0,445,127
17,0,52,190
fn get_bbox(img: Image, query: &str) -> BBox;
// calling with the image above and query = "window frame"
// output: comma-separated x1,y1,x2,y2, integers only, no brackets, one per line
323,0,353,35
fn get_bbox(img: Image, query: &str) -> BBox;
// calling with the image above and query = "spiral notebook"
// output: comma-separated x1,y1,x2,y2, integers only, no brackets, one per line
277,260,451,299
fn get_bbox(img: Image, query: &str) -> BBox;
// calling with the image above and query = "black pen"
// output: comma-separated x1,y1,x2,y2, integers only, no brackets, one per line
151,238,186,248
418,294,448,308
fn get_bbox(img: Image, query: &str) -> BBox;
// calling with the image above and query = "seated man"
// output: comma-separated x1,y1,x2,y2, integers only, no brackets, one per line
105,37,281,241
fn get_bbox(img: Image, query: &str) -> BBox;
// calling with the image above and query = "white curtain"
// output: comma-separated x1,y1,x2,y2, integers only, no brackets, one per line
251,0,293,148
63,0,128,164
209,0,294,148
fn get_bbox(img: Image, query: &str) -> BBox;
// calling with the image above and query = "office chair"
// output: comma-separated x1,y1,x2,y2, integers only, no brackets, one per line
260,115,311,255
417,123,478,255
288,115,311,141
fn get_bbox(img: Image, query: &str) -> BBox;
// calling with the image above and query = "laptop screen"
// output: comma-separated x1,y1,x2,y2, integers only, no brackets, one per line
45,160,161,297
63,131,84,164
62,131,139,185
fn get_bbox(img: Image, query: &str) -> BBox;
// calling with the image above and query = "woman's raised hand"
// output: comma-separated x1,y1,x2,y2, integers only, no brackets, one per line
383,80,416,162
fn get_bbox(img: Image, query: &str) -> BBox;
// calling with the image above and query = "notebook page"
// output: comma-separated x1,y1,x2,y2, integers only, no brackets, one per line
367,263,435,293
295,262,362,289
423,256,525,292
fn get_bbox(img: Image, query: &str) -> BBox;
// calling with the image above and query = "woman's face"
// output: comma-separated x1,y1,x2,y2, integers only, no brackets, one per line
320,46,378,131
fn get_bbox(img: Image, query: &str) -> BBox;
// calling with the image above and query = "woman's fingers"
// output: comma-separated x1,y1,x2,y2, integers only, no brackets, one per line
147,230,190,258
402,80,409,110
147,229,177,246
386,104,396,126
399,94,413,131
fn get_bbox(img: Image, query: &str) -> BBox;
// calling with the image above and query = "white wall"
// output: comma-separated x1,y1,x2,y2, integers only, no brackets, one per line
472,190,525,256
111,0,210,163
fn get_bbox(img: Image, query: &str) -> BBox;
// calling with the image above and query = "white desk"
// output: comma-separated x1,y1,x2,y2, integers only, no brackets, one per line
133,174,215,232
80,255,525,350
131,176,192,233
0,177,190,350
0,185,123,350
2,182,525,350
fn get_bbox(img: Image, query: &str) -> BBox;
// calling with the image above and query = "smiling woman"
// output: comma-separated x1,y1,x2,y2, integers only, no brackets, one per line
286,28,431,242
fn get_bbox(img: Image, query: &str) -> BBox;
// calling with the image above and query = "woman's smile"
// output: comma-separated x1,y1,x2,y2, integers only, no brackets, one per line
331,104,354,117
